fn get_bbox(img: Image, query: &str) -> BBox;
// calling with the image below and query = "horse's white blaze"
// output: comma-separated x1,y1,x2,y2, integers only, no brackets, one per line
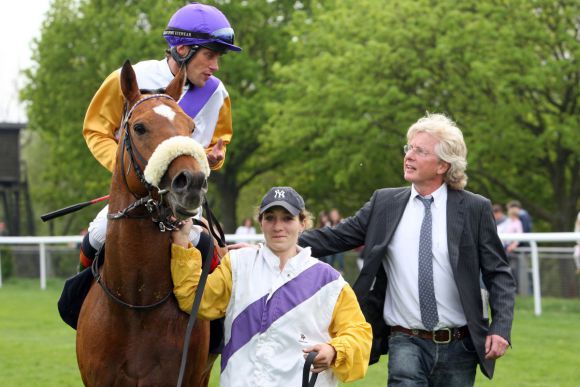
153,104,176,122
144,136,209,188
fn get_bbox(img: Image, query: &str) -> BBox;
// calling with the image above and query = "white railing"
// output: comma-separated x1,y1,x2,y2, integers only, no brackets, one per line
497,232,580,316
1,232,579,316
0,234,265,290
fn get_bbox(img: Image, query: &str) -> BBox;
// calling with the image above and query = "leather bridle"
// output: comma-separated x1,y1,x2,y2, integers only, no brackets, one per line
107,93,188,232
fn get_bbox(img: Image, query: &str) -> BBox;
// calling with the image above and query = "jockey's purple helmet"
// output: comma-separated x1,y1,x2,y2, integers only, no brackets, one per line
163,2,241,52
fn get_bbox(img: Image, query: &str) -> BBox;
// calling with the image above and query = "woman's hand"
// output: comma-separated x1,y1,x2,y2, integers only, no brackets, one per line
172,218,192,248
303,343,336,373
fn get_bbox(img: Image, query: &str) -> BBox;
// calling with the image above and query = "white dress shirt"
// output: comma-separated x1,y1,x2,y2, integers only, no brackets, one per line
382,183,467,329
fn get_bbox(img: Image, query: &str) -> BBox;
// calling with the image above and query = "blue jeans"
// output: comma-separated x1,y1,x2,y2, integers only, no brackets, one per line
387,331,478,387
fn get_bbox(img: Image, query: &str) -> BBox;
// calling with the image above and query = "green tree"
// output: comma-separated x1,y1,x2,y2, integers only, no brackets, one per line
22,0,314,234
266,0,579,231
202,0,318,232
22,0,173,235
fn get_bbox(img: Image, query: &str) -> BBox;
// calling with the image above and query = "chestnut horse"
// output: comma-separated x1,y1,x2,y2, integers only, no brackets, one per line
76,61,213,386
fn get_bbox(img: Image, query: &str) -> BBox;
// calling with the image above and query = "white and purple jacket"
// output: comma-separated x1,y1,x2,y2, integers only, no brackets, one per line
221,245,344,387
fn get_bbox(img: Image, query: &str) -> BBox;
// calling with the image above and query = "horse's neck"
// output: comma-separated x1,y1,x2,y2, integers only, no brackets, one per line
103,179,173,302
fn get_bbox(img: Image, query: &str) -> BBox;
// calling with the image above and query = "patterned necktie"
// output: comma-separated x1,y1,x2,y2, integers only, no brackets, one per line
417,196,439,330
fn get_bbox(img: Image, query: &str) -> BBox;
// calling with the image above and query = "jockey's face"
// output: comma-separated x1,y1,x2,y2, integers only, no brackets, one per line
185,47,222,88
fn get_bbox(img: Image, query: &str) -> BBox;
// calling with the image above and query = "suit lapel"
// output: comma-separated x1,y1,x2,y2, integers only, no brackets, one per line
384,188,411,244
446,189,464,270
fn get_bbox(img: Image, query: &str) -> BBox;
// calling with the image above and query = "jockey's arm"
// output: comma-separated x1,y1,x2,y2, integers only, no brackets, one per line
205,97,232,170
83,70,125,173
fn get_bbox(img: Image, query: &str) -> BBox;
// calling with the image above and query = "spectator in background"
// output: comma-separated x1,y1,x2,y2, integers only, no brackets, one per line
502,206,523,255
493,204,507,232
502,206,524,288
328,208,345,273
507,200,532,233
0,221,7,236
235,217,256,236
574,211,580,276
317,211,331,229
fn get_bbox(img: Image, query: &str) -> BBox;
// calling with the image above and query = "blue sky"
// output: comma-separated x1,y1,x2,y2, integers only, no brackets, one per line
0,1,51,123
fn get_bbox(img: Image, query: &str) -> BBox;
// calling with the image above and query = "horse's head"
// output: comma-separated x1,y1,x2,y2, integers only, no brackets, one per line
117,60,209,221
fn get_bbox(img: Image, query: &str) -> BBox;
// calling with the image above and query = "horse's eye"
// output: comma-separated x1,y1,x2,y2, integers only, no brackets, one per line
133,123,146,135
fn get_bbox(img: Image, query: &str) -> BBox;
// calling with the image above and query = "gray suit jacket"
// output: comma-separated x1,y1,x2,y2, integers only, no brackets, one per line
299,187,516,379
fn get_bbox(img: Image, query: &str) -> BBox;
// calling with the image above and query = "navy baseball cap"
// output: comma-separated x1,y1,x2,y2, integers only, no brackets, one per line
259,187,305,216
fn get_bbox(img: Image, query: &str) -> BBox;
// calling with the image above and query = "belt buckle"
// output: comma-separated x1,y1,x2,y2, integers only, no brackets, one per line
432,328,451,344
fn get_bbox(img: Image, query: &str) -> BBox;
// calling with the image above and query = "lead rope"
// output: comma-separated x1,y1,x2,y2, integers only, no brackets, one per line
302,351,319,387
176,233,214,387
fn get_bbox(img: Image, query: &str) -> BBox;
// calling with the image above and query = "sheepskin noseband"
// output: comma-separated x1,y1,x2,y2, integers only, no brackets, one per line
144,136,210,188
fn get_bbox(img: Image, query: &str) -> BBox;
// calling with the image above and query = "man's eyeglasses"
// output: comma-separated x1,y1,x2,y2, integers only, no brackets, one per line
403,144,432,157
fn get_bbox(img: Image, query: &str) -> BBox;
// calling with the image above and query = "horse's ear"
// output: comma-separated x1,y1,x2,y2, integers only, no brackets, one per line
165,65,186,101
120,60,141,106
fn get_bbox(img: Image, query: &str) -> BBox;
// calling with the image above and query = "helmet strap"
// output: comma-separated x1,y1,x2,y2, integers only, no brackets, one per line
170,45,199,67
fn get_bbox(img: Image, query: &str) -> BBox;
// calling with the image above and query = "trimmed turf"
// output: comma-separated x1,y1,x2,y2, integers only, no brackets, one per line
0,278,578,386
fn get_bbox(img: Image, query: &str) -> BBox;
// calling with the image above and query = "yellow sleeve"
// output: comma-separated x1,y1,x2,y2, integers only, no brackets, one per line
82,70,125,172
171,243,232,320
328,284,372,382
205,96,232,171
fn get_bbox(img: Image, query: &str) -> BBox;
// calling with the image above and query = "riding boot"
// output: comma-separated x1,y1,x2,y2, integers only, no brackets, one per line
78,232,97,272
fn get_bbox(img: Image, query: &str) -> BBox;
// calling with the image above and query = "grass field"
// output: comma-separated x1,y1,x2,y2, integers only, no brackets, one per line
0,278,579,386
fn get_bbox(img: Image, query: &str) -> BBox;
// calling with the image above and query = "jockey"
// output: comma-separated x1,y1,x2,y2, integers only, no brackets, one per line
79,2,241,270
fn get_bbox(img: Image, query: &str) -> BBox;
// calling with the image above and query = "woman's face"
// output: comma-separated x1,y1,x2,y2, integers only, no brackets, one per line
260,207,305,258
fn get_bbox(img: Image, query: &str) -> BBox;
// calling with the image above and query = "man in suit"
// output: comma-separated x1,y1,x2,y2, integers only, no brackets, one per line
299,113,515,386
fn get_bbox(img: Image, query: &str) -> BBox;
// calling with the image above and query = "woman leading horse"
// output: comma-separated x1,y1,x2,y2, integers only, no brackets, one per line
76,60,212,386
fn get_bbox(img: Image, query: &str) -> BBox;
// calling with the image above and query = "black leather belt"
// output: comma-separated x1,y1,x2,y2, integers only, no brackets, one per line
391,325,469,344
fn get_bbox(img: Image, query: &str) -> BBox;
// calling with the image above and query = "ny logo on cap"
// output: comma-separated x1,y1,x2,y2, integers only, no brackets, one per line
274,190,286,199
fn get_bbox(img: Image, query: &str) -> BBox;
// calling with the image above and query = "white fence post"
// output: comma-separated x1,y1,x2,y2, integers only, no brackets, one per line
39,242,47,290
530,241,541,316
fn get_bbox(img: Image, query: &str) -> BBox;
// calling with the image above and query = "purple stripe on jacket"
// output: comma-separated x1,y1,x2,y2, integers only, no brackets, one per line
178,76,220,118
221,263,340,371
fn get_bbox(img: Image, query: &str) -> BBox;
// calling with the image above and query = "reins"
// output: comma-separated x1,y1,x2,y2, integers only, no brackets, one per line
176,204,221,387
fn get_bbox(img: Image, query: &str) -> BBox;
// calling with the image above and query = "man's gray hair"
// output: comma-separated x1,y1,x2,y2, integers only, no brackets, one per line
407,113,468,190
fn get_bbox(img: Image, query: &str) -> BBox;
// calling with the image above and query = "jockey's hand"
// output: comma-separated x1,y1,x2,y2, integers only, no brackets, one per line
303,343,336,373
207,138,225,169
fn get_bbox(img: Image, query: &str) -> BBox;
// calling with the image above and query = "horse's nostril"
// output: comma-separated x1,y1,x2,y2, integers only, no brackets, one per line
171,171,191,192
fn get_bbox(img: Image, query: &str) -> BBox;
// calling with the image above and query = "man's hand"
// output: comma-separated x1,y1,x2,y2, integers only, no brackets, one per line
207,138,225,169
485,334,509,360
303,343,336,373
227,242,255,250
